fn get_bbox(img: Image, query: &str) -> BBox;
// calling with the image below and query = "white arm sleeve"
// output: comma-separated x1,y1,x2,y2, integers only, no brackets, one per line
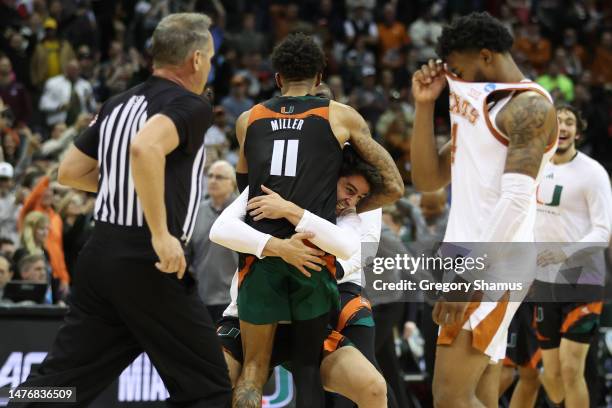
563,168,612,257
479,173,536,242
337,208,382,281
295,209,360,260
209,187,272,258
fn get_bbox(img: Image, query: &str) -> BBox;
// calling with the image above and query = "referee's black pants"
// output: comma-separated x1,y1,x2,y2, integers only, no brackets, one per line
8,224,232,408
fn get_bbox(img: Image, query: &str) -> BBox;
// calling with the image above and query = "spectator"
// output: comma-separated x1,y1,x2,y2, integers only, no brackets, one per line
100,40,138,96
58,191,94,280
221,74,254,126
0,236,16,259
561,28,587,69
30,17,76,89
349,66,386,126
39,58,96,127
537,62,575,102
377,93,413,183
513,22,552,74
17,254,46,283
552,47,582,80
408,7,443,64
14,211,49,264
0,254,12,300
75,45,97,81
227,13,267,55
3,30,34,89
591,30,612,85
344,35,376,87
204,106,230,165
18,174,70,292
236,52,265,100
327,75,349,105
0,55,32,127
16,254,54,304
0,109,41,178
62,0,98,51
344,4,378,51
39,113,91,160
377,3,409,64
0,162,19,244
414,189,449,242
186,160,238,323
312,0,345,40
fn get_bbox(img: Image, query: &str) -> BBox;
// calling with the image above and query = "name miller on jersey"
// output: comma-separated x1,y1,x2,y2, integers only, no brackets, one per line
271,118,304,131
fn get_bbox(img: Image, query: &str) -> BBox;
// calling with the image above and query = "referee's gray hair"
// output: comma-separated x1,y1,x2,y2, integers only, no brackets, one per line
151,13,212,67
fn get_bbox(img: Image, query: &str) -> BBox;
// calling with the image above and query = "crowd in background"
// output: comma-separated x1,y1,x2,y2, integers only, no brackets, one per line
0,0,611,405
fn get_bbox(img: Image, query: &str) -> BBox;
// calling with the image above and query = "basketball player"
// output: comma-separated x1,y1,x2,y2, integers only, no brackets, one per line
213,146,403,408
9,13,231,407
498,302,541,408
410,12,558,408
534,104,612,408
233,33,403,407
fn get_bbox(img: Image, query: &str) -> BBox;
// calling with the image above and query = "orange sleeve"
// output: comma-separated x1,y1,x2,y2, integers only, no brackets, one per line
18,175,50,230
45,212,70,284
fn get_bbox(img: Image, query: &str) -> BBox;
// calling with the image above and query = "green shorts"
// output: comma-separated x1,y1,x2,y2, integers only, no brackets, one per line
237,255,339,324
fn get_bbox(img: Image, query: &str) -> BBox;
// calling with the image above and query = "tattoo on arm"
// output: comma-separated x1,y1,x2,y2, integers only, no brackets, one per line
501,93,555,178
350,120,404,211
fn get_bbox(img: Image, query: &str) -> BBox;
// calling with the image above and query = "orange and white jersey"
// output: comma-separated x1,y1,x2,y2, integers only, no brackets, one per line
443,75,557,243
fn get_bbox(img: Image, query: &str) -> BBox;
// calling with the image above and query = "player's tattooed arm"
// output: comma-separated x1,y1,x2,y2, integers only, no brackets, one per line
342,105,404,212
499,91,557,178
235,109,251,174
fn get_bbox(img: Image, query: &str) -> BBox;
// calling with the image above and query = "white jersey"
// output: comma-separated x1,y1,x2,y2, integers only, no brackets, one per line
337,208,382,286
444,76,557,242
536,152,612,243
535,152,612,284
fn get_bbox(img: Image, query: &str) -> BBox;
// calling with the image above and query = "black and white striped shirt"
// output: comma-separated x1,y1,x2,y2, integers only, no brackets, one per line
75,76,211,246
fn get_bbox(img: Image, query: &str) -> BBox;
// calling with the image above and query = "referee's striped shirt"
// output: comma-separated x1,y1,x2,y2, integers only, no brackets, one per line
74,76,211,245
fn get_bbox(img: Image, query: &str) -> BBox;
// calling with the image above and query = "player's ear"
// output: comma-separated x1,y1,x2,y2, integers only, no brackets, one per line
315,73,322,87
275,73,282,89
480,49,493,65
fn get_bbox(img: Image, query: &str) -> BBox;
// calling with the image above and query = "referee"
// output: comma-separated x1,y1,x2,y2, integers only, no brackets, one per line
9,13,232,408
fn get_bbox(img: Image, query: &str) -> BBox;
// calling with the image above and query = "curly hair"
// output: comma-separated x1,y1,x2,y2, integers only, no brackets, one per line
555,103,587,134
436,12,513,59
340,145,384,196
271,33,326,81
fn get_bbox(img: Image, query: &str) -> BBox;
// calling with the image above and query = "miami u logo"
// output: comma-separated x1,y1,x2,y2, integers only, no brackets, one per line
536,185,563,207
280,106,294,114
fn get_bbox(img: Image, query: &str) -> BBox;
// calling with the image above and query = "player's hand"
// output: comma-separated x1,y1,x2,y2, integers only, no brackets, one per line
247,185,290,221
151,232,187,278
432,301,470,327
279,232,326,277
412,59,447,104
537,248,568,267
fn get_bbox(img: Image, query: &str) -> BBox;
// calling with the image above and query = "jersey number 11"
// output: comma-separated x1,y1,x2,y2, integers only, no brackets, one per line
270,140,299,177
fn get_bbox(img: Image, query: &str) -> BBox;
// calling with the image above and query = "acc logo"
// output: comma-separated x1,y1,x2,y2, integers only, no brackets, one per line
280,106,294,114
484,83,496,92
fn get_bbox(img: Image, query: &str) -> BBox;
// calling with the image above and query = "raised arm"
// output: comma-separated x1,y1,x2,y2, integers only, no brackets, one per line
479,91,557,242
330,101,404,212
410,59,451,192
